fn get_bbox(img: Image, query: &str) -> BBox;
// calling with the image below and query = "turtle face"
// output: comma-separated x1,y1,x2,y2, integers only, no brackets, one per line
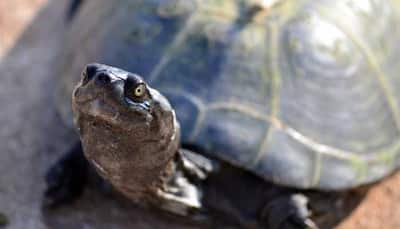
72,63,173,131
71,64,179,196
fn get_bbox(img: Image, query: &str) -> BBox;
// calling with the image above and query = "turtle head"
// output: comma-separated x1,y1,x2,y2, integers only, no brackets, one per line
72,63,179,201
73,63,172,127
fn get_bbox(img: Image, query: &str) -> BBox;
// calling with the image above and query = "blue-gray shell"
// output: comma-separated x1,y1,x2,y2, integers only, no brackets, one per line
57,0,400,190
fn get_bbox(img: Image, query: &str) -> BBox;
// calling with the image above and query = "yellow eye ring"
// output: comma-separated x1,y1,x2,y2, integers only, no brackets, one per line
134,84,146,97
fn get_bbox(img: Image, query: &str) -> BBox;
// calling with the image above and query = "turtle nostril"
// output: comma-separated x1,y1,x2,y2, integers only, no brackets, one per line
86,64,99,80
96,72,111,85
81,64,99,85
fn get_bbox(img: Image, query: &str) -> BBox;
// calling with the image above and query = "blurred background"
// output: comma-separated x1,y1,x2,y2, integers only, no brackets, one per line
0,0,45,57
1,1,400,229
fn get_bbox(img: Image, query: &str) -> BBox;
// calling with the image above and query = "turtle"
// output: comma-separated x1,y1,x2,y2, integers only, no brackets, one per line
44,0,400,228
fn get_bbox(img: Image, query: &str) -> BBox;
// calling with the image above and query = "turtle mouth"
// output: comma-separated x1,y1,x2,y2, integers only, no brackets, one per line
124,97,152,113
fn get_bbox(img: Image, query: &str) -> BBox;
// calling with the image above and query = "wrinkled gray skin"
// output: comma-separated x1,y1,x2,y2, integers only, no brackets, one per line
69,63,316,229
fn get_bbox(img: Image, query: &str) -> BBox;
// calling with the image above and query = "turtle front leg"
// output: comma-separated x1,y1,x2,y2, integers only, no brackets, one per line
261,193,318,229
156,149,216,216
43,142,89,208
157,170,202,215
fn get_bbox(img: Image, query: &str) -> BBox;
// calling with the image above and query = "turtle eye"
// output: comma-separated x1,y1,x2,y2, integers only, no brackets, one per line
133,84,146,97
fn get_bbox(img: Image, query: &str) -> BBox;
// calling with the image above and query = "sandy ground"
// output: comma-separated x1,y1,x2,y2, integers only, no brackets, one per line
1,1,400,229
0,0,46,58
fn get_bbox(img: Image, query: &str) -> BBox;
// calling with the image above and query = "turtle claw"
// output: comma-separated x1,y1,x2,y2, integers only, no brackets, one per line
303,219,319,229
158,172,202,216
261,193,318,229
287,214,318,229
156,149,218,216
178,149,217,181
43,143,89,208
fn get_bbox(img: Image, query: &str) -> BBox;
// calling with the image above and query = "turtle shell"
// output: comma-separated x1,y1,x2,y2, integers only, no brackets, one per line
57,0,400,190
